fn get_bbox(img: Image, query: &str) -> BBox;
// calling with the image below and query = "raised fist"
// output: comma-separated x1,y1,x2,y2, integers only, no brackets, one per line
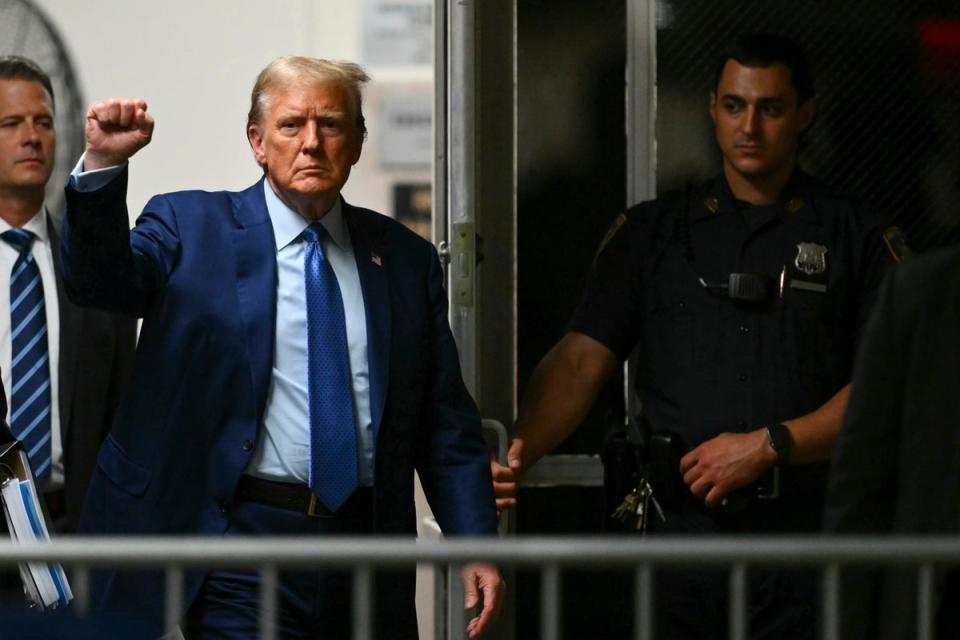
84,98,155,171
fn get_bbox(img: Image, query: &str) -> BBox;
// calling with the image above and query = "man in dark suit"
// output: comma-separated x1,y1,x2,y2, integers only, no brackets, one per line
0,56,135,535
61,57,502,639
824,246,960,639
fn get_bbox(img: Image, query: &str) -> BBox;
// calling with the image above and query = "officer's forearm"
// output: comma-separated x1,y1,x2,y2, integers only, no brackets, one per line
513,332,619,470
782,383,851,464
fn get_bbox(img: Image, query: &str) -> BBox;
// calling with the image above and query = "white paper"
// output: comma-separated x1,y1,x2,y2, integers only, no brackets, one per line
1,474,72,609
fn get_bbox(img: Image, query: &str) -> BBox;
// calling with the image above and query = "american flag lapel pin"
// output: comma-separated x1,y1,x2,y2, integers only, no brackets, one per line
371,253,382,267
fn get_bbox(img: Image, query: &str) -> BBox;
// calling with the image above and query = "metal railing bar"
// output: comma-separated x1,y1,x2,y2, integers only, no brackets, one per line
822,562,840,640
447,563,466,640
634,564,653,640
729,563,747,640
4,536,960,567
259,563,278,640
433,561,447,639
7,537,960,566
71,562,90,616
541,563,561,640
917,563,934,640
164,564,183,635
352,564,372,640
5,535,956,640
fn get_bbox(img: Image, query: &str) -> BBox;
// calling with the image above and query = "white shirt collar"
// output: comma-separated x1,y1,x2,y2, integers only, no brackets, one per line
0,207,50,245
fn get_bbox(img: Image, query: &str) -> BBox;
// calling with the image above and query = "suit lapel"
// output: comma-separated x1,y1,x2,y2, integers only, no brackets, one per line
229,180,278,415
48,215,82,443
343,201,390,444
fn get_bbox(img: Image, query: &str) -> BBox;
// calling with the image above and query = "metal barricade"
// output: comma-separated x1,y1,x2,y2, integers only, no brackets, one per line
1,535,959,640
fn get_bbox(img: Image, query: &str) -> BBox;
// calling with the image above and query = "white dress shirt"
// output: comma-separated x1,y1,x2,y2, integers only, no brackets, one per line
0,209,63,489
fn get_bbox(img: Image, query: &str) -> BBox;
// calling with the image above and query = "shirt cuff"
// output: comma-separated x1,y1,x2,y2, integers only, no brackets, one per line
69,153,126,192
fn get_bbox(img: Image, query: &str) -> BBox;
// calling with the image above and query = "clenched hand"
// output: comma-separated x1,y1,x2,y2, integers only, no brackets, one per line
84,98,155,171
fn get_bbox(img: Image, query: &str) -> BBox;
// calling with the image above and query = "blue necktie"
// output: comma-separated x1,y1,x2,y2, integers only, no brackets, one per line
302,223,358,511
2,228,51,482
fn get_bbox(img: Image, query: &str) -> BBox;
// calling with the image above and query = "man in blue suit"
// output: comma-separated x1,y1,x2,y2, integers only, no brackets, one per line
60,57,502,639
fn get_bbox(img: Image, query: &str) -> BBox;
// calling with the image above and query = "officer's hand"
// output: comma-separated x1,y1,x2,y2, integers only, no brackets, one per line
491,438,524,515
462,562,505,639
679,430,776,507
84,98,155,171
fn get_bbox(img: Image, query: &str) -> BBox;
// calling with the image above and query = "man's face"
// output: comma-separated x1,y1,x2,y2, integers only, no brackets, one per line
0,79,55,195
709,60,814,183
248,80,362,213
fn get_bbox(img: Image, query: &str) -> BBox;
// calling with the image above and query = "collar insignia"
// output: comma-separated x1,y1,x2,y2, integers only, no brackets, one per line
882,226,911,263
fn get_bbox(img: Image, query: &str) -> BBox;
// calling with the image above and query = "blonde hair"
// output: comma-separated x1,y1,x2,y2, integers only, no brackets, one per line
247,56,369,137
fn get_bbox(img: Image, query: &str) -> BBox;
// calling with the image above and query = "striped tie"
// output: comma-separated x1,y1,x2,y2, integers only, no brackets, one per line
302,223,358,511
2,228,51,482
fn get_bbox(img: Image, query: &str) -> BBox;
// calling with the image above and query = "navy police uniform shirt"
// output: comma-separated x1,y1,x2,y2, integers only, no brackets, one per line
570,171,901,494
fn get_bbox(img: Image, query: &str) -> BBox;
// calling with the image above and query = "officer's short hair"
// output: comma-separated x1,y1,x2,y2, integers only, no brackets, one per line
714,33,814,104
0,56,55,109
247,56,368,139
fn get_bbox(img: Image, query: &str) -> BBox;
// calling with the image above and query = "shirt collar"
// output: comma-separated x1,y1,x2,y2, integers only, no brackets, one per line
262,181,349,251
692,170,820,225
0,207,50,245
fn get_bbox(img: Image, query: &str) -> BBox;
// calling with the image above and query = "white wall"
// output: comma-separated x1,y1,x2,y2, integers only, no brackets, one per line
34,0,430,221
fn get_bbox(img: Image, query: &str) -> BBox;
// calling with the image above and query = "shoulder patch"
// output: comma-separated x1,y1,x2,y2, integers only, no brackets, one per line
882,226,912,263
595,212,628,259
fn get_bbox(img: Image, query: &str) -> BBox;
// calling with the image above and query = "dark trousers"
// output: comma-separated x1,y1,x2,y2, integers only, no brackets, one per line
183,488,416,640
649,491,824,640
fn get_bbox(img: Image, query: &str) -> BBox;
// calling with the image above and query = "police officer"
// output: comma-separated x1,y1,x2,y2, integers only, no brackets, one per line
493,33,903,638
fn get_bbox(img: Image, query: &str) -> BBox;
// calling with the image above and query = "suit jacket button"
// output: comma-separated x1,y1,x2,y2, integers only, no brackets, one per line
242,440,254,452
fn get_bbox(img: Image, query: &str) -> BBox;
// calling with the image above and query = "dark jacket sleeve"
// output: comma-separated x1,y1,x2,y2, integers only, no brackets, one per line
823,264,911,639
61,168,179,317
414,244,498,536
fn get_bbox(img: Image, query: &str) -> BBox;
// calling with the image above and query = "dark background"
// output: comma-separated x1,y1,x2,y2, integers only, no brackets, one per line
516,1,960,636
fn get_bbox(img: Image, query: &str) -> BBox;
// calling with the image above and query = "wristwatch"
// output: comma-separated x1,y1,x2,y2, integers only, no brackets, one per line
765,423,794,464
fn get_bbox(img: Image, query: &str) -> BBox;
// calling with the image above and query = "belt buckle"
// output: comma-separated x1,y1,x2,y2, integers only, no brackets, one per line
756,466,781,501
307,492,324,518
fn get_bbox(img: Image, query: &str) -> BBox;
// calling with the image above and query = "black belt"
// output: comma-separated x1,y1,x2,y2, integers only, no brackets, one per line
236,476,372,519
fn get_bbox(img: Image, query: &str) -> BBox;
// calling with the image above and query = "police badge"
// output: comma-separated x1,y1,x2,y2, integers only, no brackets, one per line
794,243,828,275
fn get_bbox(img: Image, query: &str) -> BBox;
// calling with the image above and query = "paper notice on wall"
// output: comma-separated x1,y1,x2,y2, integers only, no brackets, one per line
380,93,433,169
362,0,433,66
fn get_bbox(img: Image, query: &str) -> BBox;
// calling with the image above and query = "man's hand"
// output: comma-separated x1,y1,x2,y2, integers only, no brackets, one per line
679,430,776,507
84,98,155,171
491,438,524,515
462,562,505,639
